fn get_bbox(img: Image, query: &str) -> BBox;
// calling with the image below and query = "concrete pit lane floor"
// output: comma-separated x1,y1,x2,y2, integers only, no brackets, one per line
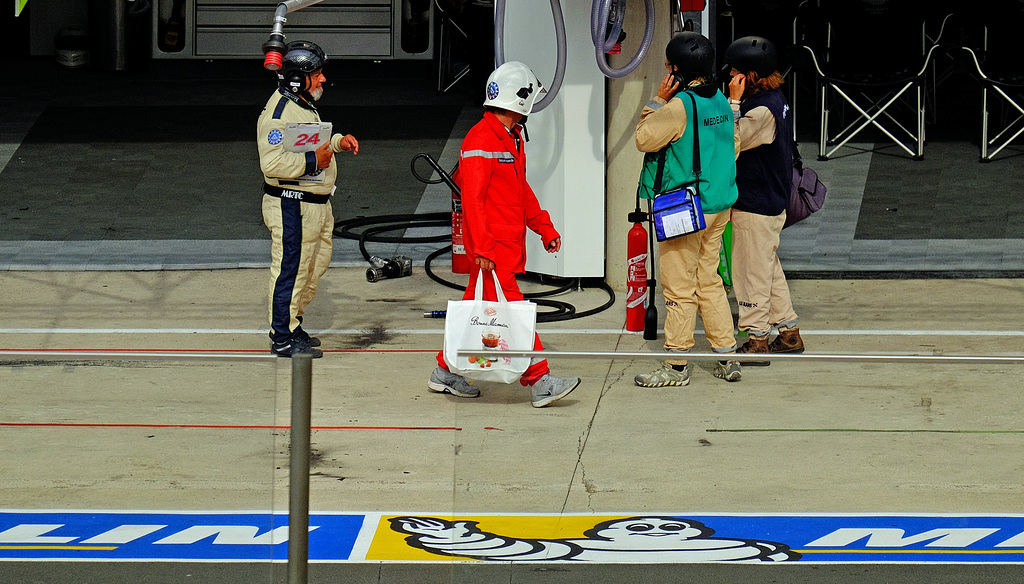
1,268,1023,583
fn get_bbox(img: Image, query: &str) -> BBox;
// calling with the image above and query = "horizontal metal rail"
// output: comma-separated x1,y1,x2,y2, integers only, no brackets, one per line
457,350,1024,364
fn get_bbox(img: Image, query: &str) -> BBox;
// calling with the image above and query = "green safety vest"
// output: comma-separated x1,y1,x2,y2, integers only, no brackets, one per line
637,89,738,215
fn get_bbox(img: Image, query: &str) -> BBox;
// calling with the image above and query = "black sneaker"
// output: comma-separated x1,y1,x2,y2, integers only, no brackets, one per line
271,338,323,358
294,328,321,347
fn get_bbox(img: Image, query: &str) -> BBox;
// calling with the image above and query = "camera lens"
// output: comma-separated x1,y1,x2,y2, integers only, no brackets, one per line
366,267,385,282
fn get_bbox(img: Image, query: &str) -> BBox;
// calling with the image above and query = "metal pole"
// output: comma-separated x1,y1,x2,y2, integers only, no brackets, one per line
288,353,313,584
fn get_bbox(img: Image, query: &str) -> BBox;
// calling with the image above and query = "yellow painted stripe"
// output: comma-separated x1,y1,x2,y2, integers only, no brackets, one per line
0,545,118,551
797,549,1024,554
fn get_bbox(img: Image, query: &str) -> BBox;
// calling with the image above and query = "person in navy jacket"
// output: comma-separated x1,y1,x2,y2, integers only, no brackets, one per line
726,36,805,362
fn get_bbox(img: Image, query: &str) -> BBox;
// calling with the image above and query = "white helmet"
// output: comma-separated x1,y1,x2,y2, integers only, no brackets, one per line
483,61,546,116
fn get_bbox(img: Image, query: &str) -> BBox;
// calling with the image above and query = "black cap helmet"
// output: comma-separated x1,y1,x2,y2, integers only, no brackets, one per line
280,40,328,92
725,36,777,78
665,32,715,82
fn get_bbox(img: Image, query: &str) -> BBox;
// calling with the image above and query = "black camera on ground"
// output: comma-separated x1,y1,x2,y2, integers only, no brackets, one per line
366,255,413,282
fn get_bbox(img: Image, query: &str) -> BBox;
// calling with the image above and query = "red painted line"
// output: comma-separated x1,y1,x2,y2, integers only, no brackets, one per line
0,348,265,354
0,348,436,353
0,422,461,431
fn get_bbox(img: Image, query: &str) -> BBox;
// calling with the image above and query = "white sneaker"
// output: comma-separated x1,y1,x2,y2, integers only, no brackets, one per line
530,374,581,408
427,367,480,398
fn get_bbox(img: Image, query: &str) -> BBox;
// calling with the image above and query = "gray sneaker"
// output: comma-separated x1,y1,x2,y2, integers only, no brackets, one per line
634,364,689,387
530,374,581,408
713,360,742,382
427,367,480,398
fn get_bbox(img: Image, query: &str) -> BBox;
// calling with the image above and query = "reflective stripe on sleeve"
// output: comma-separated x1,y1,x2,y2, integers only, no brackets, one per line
462,149,514,159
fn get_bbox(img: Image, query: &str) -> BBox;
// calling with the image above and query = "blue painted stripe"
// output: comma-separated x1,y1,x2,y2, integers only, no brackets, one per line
0,511,362,561
3,512,1024,563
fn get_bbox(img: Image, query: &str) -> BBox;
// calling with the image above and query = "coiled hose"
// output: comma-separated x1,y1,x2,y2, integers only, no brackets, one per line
331,154,616,323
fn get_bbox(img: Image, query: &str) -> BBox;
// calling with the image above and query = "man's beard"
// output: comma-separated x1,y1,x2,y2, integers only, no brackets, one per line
310,87,323,101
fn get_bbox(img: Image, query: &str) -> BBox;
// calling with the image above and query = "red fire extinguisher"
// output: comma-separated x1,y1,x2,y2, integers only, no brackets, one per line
626,210,649,332
449,166,469,274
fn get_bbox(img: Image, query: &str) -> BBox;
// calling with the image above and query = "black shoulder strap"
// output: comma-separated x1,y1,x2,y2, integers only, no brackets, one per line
654,147,668,194
685,92,701,184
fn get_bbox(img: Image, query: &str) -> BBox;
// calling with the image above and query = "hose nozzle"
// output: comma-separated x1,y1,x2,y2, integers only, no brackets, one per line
262,34,287,71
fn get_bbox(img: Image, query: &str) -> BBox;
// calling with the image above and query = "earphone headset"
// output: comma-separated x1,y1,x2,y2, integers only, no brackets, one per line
285,69,308,92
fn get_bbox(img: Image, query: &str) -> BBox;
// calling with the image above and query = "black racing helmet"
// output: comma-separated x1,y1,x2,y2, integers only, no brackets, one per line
665,32,715,82
725,36,778,78
280,40,328,92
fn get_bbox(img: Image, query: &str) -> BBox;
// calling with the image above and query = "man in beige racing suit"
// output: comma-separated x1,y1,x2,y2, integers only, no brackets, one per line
257,40,358,358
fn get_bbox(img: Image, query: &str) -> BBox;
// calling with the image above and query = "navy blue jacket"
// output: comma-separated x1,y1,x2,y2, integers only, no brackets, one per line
734,89,792,216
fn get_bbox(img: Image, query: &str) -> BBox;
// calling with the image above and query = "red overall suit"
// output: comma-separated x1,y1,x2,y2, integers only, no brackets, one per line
435,111,560,385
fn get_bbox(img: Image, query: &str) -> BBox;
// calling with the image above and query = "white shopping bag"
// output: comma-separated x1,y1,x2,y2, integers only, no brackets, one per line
443,269,536,383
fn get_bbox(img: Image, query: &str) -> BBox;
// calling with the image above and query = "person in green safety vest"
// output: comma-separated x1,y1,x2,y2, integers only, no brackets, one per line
633,32,743,388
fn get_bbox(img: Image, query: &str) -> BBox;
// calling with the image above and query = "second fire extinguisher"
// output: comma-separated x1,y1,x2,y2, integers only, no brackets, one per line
449,166,469,274
410,153,469,274
626,210,648,332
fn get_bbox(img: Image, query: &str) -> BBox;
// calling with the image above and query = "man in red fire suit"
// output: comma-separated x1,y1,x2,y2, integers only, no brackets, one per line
429,61,581,408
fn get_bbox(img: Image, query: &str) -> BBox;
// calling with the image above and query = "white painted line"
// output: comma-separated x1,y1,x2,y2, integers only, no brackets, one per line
348,512,384,562
1,328,1024,336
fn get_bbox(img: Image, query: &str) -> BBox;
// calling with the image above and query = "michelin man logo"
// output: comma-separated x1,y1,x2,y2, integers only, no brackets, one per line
487,81,500,101
389,516,800,562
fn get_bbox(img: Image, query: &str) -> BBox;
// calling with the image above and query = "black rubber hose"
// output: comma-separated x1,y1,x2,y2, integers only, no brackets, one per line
358,221,450,263
540,278,616,323
335,213,450,263
339,150,617,323
334,213,450,241
424,246,464,291
423,245,615,323
339,215,616,322
410,153,460,192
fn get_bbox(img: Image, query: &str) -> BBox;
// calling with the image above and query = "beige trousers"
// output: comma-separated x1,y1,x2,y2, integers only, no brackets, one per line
262,195,334,343
658,209,737,365
730,209,799,337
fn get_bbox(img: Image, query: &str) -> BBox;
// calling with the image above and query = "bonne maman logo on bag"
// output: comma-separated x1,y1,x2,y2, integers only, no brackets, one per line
470,315,510,328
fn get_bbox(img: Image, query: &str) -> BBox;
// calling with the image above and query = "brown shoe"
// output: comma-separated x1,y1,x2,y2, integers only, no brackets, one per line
769,328,805,354
736,335,771,366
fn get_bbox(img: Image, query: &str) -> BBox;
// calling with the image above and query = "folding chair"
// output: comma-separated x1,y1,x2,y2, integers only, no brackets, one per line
959,0,1024,162
797,0,943,160
434,0,471,94
921,2,958,123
